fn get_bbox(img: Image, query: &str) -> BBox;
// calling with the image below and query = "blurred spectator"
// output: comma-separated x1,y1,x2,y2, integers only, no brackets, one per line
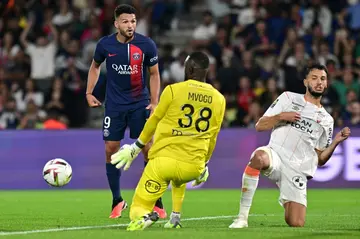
13,78,44,112
52,1,73,27
20,20,58,92
333,68,360,106
17,100,46,129
192,11,217,47
242,101,262,128
0,0,359,129
302,0,332,37
168,51,188,83
343,101,360,127
237,76,255,113
43,108,68,130
0,97,20,129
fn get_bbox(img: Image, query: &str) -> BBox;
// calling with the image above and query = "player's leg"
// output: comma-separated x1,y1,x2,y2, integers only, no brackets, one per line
279,166,307,227
229,146,276,228
127,158,170,231
284,202,306,227
103,110,128,218
164,182,186,228
128,106,167,218
164,161,205,229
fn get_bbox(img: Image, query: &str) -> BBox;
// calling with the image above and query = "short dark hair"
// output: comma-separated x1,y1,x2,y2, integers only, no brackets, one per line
305,63,328,78
187,52,210,70
114,4,136,19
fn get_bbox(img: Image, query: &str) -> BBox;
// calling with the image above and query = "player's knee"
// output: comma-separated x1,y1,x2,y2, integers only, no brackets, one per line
250,150,270,170
285,216,305,227
105,141,120,163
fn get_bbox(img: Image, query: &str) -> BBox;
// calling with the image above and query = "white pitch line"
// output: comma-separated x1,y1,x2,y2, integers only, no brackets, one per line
0,214,356,236
0,215,237,236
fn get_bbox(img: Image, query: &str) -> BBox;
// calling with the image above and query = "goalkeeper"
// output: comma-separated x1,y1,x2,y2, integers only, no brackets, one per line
111,52,226,231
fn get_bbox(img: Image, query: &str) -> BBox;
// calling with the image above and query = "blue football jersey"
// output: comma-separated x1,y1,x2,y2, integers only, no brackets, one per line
93,33,158,110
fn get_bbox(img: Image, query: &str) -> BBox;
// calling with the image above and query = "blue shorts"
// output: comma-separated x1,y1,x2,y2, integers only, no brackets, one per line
102,105,150,141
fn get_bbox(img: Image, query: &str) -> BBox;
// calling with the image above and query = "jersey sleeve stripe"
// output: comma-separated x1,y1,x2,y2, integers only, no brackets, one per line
169,85,174,99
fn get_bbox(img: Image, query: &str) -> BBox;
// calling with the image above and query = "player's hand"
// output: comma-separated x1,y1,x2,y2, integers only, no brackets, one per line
334,127,351,143
110,144,141,170
279,112,301,122
192,166,209,186
146,103,157,115
86,94,102,107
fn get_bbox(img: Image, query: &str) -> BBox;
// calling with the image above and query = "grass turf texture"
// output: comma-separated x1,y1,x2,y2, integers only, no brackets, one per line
0,189,359,238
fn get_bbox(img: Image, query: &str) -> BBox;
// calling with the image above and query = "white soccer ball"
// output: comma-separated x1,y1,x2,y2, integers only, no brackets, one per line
43,158,72,187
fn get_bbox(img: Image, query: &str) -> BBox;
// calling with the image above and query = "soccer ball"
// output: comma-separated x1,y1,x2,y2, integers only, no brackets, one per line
43,158,72,187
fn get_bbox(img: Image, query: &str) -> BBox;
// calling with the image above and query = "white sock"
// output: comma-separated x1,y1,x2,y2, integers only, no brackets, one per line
171,211,181,219
238,172,259,221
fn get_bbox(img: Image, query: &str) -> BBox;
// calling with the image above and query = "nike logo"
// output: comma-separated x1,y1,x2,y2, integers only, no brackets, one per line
108,53,117,57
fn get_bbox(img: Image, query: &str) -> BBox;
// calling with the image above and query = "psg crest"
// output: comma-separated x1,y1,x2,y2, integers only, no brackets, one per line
132,53,141,60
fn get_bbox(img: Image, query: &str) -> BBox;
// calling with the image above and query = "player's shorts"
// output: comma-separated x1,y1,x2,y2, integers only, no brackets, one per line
130,157,205,219
102,105,150,141
251,146,308,207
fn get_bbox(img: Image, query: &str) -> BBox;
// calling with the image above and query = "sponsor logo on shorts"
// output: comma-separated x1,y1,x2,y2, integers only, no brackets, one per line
145,180,161,193
292,176,306,190
103,129,110,137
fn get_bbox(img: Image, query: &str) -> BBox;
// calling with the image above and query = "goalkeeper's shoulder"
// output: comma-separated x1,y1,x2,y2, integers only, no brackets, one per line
211,87,226,106
210,87,226,118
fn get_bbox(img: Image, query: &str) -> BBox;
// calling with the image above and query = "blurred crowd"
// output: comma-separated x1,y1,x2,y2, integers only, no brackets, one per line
0,0,360,130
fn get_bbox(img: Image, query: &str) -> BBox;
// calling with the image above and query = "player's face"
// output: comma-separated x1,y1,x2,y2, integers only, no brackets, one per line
304,69,328,98
114,13,136,39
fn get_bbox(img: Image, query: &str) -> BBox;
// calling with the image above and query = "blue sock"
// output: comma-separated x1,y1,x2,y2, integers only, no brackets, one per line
106,163,122,206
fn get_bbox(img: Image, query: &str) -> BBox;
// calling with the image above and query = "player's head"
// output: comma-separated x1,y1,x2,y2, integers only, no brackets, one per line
114,4,137,39
184,52,210,82
304,63,328,98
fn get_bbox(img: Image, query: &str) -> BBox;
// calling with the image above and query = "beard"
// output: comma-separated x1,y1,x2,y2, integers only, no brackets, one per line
307,84,325,98
119,28,134,39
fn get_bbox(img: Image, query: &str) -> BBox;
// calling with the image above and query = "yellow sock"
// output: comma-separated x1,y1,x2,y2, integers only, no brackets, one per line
171,182,186,213
130,196,153,221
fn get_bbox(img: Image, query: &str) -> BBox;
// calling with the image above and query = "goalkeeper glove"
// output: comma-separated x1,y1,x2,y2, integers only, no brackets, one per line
192,166,209,186
110,142,142,170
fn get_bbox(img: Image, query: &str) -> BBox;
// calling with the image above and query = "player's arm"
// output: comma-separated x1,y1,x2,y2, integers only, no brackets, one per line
148,64,160,106
205,97,226,163
255,92,300,131
86,60,102,95
146,39,160,107
316,125,350,166
315,142,338,167
20,20,32,49
86,41,105,107
137,85,172,145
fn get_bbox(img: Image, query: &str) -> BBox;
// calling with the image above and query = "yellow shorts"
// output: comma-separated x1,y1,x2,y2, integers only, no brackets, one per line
130,157,204,219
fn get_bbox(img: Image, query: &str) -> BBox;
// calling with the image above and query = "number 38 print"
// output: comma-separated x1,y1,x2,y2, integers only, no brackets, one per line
178,103,212,132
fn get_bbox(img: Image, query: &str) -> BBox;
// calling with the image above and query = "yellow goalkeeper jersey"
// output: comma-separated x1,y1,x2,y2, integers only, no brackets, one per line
138,80,226,164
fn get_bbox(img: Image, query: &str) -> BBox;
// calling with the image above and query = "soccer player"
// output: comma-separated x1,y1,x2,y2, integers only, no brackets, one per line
229,64,351,228
86,4,166,219
110,51,226,231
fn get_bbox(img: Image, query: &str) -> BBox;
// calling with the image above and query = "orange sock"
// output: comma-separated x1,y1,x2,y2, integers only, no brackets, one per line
244,165,260,177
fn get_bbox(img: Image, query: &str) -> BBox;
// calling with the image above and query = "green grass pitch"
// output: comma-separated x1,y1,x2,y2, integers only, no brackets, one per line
0,189,359,238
